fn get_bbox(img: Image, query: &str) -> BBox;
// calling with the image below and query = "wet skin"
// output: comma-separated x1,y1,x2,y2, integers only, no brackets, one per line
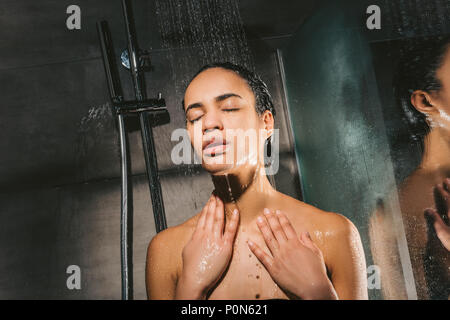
146,68,368,300
370,175,450,299
370,45,450,299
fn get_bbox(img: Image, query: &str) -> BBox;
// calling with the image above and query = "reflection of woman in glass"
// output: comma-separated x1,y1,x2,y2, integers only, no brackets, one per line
370,36,450,299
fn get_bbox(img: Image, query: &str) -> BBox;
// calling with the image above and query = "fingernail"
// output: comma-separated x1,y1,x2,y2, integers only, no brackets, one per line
257,216,264,223
275,210,281,215
264,208,270,215
233,209,239,215
248,240,254,246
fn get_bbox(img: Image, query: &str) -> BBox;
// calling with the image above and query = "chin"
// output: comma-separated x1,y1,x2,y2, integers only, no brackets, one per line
202,161,234,175
199,151,257,175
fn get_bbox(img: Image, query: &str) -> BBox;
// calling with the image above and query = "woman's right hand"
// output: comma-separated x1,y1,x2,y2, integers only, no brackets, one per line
175,194,240,299
425,178,450,251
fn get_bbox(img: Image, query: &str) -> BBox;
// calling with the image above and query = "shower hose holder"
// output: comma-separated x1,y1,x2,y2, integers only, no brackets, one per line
96,0,169,300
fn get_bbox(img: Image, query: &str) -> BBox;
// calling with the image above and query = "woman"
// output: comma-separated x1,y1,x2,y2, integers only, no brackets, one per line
146,62,367,300
370,36,450,299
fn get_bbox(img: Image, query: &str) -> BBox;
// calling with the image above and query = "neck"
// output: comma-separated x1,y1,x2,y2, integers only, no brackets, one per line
419,128,450,176
211,163,276,225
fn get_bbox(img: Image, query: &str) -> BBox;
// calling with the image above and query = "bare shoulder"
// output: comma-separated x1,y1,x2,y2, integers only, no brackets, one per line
146,212,201,277
275,192,362,267
276,193,367,298
276,192,358,238
146,212,203,299
147,213,200,257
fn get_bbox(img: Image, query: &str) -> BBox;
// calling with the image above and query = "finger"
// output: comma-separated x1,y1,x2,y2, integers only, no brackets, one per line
300,231,320,253
223,209,240,245
437,184,450,217
256,215,279,255
425,208,449,237
213,196,225,237
263,208,287,243
437,184,450,201
275,210,297,240
205,196,217,231
444,178,450,193
197,195,212,230
445,178,450,216
248,239,273,270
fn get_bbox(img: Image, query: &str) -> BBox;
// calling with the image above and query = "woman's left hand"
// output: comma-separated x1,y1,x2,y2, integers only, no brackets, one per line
247,208,338,300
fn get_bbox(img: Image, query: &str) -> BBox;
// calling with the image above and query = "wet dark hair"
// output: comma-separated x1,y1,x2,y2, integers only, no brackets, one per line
394,35,450,147
181,62,276,118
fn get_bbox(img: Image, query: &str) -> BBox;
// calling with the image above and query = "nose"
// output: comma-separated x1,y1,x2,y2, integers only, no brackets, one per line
202,109,223,134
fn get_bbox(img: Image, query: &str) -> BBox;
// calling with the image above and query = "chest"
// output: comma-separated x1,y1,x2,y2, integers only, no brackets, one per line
207,228,288,300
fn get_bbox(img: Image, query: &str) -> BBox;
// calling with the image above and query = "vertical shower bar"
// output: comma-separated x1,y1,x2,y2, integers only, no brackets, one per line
97,21,134,300
122,0,167,233
117,114,134,300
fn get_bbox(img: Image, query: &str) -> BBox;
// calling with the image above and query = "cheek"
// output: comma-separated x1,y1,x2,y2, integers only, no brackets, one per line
436,89,450,120
187,125,201,149
227,111,260,130
195,122,211,156
444,92,450,110
439,79,450,106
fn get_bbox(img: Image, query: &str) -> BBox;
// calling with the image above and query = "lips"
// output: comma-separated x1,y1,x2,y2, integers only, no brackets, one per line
202,136,229,156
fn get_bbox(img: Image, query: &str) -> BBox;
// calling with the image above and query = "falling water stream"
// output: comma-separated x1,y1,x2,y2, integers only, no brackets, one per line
384,0,450,37
154,0,254,96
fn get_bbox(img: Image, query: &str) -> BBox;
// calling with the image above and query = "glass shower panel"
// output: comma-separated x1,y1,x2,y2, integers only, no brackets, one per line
281,1,416,300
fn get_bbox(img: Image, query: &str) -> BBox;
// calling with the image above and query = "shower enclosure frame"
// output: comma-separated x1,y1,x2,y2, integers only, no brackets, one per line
96,0,169,300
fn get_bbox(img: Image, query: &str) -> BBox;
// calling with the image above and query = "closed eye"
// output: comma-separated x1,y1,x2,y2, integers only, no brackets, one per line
189,116,203,123
223,108,240,112
188,108,239,123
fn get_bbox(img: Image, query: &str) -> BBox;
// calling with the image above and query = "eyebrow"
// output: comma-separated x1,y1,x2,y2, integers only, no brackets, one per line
185,93,242,113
